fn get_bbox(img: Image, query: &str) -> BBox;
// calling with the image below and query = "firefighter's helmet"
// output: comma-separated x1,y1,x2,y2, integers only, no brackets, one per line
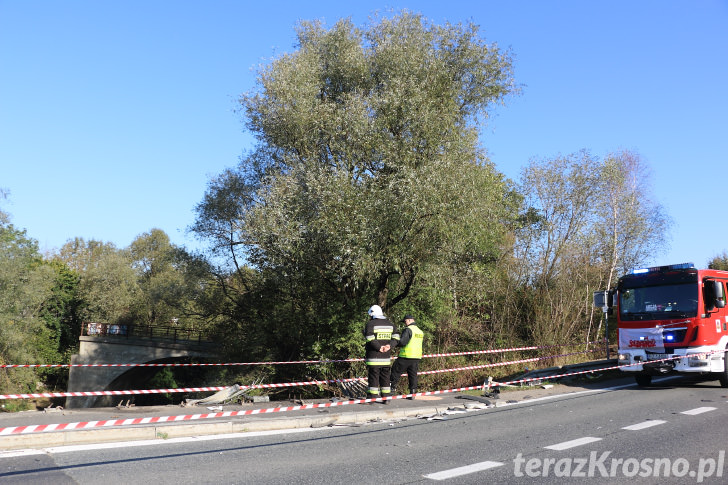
368,305,384,318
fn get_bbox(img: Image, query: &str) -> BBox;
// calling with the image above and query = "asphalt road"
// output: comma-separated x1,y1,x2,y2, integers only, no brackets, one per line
1,375,727,484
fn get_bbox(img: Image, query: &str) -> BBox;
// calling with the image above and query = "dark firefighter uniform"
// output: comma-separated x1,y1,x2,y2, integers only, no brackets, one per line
363,308,399,401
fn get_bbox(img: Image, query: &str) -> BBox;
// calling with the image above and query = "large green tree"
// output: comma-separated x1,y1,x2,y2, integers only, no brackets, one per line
1,194,83,394
193,12,519,363
129,229,182,326
56,232,217,332
128,228,219,333
0,222,57,393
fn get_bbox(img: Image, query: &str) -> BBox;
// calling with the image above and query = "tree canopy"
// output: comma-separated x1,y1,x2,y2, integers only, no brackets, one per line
192,11,521,364
196,13,518,300
708,252,728,270
512,150,669,345
0,222,60,392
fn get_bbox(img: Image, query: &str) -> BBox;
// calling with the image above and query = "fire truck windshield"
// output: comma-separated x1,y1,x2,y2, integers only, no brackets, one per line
619,283,698,320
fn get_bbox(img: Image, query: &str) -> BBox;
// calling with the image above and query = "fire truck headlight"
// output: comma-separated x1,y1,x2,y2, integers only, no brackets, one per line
618,353,631,364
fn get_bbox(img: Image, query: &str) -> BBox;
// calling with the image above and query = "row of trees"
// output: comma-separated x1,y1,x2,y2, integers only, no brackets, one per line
190,13,671,372
0,203,222,397
2,12,724,401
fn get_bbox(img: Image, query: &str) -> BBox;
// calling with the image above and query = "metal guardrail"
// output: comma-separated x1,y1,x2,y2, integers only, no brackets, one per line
82,322,212,344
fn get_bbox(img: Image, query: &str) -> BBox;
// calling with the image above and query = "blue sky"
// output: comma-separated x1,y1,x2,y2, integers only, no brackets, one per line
1,1,727,267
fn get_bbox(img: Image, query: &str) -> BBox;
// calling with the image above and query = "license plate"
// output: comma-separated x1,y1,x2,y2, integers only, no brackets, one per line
645,353,670,361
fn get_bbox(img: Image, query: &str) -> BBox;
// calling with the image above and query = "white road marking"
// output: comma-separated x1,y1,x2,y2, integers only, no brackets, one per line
0,449,46,458
681,406,717,415
622,420,667,431
545,436,602,450
510,375,681,407
424,461,504,480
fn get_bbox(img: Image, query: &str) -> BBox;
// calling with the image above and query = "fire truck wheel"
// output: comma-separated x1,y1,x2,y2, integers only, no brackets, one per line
719,346,728,388
635,374,652,387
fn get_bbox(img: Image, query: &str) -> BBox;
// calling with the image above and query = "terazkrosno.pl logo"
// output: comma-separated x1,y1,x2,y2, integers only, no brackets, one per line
514,451,725,483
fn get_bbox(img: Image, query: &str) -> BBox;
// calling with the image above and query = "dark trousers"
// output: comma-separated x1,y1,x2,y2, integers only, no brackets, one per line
366,365,391,395
390,357,420,392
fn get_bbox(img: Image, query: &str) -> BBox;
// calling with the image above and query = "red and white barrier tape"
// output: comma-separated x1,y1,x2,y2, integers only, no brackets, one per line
0,349,601,400
424,340,606,359
2,350,712,437
0,396,389,436
0,352,700,437
494,350,721,387
0,340,607,368
3,360,372,368
417,348,602,377
0,386,230,400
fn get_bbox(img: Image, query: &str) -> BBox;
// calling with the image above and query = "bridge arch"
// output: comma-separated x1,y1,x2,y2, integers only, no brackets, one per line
66,334,216,408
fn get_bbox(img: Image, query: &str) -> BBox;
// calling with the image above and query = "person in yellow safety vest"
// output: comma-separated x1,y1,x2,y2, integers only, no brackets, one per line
363,304,399,404
390,314,424,400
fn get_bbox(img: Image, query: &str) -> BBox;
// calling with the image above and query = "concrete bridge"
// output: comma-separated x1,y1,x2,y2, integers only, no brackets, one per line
66,324,217,408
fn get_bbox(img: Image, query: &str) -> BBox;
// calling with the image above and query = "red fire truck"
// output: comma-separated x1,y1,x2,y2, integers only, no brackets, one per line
612,262,728,387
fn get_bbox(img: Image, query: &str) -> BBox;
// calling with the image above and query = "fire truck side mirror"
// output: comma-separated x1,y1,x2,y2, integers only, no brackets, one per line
608,289,616,314
706,280,726,310
713,281,726,309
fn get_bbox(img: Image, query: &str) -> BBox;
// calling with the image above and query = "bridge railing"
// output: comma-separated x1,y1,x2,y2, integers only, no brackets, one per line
82,322,212,344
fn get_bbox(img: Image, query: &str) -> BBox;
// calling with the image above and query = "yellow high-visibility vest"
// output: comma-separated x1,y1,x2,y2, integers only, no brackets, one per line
399,325,423,359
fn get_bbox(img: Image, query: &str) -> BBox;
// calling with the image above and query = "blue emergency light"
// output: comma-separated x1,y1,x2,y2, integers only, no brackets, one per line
629,262,695,275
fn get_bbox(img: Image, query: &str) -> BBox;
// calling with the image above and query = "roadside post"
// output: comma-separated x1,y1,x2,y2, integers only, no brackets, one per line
593,290,610,359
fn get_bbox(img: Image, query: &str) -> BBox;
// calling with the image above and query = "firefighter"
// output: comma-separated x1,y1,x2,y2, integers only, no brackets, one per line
390,314,424,399
363,304,398,404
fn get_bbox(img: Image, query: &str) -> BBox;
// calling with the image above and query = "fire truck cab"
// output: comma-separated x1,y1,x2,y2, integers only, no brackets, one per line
612,263,728,387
